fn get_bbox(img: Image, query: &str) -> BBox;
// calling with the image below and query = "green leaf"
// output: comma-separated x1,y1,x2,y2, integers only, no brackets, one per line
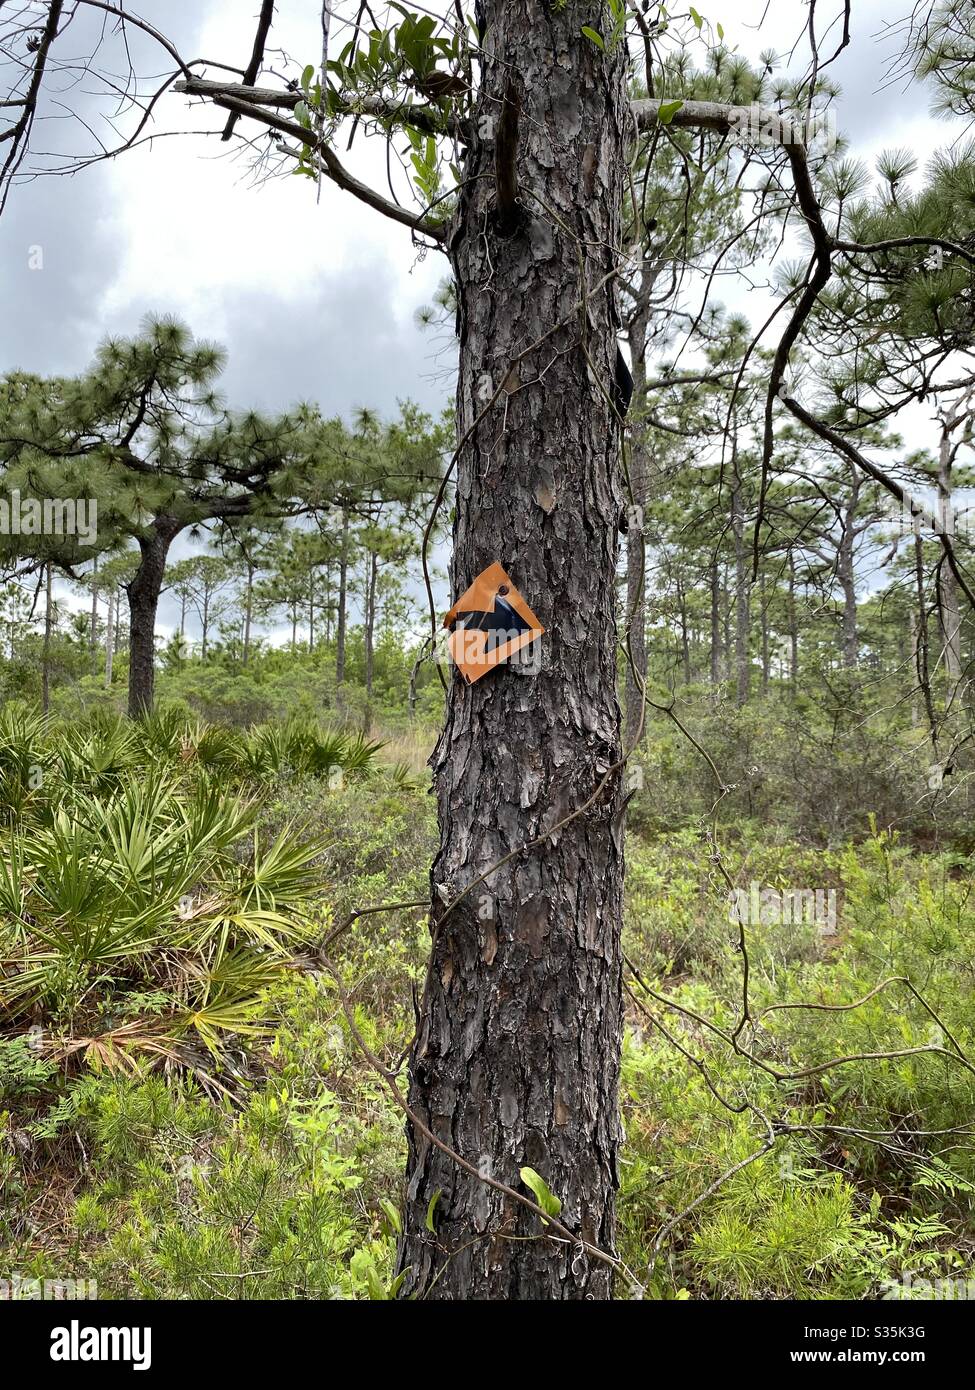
415,14,437,43
519,1166,562,1221
425,1188,442,1233
294,100,312,129
380,1198,402,1234
657,99,684,125
717,22,724,40
301,64,315,90
581,26,605,50
689,6,703,29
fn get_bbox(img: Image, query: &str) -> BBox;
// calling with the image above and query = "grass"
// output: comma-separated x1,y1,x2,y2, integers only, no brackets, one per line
1,712,974,1299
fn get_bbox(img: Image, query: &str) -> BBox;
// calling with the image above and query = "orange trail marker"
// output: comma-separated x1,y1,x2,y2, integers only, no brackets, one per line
443,562,545,685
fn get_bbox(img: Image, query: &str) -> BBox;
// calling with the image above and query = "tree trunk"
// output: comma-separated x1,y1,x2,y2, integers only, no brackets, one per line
731,456,750,707
914,533,939,759
788,552,798,690
839,565,858,670
937,426,962,691
624,435,647,743
126,520,178,717
104,590,114,690
908,610,920,728
89,556,98,673
677,574,691,684
336,510,349,696
41,562,53,714
623,286,653,748
709,558,721,686
408,643,421,724
397,8,627,1301
364,549,378,723
834,530,851,672
243,563,254,666
178,592,187,666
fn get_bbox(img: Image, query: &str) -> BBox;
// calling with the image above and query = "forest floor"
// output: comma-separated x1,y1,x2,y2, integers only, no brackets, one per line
1,710,973,1300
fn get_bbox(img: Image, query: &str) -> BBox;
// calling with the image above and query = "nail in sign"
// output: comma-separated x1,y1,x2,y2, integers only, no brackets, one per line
443,562,544,684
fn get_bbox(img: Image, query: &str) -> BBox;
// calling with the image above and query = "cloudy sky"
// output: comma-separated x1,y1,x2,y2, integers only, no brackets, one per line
0,0,965,638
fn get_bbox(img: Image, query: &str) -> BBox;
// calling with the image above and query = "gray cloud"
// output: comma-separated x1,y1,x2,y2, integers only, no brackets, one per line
0,167,117,375
212,269,452,420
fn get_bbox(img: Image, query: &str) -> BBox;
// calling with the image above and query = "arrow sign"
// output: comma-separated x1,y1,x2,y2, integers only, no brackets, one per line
443,561,544,684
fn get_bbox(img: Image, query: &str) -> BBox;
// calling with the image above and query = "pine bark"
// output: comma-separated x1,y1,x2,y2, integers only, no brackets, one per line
937,426,962,689
126,519,178,717
104,590,114,689
41,562,53,714
397,3,627,1301
335,510,349,697
201,589,210,660
709,558,722,686
731,463,750,706
89,556,98,672
787,551,798,690
838,480,859,671
364,548,378,726
623,287,654,748
243,563,254,665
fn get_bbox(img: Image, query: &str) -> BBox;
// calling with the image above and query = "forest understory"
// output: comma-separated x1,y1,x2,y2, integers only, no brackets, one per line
1,685,973,1301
